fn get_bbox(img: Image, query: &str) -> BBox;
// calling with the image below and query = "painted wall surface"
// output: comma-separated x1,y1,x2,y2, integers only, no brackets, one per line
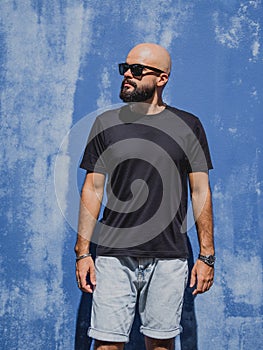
0,1,262,349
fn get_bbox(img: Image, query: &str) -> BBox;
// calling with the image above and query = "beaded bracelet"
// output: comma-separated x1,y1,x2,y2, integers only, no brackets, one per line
76,253,92,262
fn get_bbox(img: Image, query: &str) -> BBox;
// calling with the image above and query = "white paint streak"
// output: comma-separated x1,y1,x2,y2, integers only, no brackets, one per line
213,1,261,60
97,67,112,108
250,86,259,101
133,0,193,49
228,127,237,134
223,251,262,305
214,12,243,48
0,1,92,347
251,39,260,57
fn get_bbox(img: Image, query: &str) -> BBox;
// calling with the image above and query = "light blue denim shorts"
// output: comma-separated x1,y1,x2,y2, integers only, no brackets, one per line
88,256,188,343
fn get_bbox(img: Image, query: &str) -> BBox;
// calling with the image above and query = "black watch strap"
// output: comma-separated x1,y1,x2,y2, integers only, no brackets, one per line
198,254,216,267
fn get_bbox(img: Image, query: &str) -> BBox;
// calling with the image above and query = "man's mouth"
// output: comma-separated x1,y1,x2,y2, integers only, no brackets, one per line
122,79,136,90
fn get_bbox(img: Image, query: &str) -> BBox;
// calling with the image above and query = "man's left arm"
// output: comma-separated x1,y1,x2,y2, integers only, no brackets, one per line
189,171,215,295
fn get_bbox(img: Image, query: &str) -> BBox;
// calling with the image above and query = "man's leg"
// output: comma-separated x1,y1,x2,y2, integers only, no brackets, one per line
94,340,125,350
145,336,175,350
139,259,188,346
88,257,138,345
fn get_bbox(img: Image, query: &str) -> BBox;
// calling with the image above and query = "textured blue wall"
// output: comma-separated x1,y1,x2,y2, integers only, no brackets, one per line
0,1,262,349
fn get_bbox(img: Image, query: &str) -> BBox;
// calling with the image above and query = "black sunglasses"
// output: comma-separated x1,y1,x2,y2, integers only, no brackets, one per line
118,63,165,77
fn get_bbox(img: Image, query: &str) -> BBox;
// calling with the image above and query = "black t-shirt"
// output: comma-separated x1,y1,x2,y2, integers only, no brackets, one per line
80,105,213,258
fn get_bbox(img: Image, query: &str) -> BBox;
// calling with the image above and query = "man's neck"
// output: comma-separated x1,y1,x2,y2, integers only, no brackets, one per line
129,100,167,115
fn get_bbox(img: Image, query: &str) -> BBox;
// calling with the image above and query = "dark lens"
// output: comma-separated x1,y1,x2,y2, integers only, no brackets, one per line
119,63,129,75
130,64,143,77
118,63,144,76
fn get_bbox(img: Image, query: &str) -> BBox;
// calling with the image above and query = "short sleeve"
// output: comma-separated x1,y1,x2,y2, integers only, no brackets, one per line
187,118,213,173
79,117,107,174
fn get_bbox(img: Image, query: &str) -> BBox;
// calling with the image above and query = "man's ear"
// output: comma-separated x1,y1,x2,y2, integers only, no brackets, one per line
156,73,169,87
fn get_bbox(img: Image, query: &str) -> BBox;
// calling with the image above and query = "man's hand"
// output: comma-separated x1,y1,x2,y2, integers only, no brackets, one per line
75,257,96,293
190,259,214,295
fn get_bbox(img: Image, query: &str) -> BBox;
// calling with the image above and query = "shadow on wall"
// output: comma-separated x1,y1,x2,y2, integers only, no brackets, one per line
75,238,197,350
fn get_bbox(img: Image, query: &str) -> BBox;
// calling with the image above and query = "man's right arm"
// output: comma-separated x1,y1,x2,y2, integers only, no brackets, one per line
75,172,105,293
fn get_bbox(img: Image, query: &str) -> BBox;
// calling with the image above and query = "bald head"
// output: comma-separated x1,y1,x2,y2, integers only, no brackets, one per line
126,43,171,75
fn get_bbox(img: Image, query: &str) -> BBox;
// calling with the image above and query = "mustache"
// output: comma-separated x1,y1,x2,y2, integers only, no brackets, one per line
121,79,137,89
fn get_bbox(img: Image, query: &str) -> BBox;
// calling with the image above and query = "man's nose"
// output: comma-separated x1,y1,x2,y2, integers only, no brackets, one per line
124,68,133,78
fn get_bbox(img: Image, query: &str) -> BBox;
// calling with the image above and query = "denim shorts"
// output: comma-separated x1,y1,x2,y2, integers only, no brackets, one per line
88,256,188,343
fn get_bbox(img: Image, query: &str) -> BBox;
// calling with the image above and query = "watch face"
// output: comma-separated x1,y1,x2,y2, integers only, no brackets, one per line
207,255,215,265
207,255,215,264
198,254,215,266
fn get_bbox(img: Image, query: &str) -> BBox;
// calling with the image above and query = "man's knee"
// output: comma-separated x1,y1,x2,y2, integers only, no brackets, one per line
145,336,175,350
94,340,125,350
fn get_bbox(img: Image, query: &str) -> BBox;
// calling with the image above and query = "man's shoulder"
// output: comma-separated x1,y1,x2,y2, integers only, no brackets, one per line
166,105,200,125
96,106,121,119
94,105,125,128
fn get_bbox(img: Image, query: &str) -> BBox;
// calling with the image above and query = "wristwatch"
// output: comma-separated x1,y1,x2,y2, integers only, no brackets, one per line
198,254,216,267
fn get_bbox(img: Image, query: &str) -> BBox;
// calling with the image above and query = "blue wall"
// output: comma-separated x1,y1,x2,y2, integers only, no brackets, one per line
0,1,262,349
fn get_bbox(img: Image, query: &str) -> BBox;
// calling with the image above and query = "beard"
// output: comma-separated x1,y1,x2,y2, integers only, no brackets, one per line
119,79,155,102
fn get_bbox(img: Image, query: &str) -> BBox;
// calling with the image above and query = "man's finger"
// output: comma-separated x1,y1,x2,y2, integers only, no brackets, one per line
190,267,197,288
81,283,94,293
89,265,96,287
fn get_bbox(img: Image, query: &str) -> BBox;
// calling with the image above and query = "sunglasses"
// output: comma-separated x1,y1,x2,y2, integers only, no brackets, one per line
118,63,165,77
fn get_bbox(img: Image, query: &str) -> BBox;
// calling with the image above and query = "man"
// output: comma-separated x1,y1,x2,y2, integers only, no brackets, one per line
75,43,215,350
